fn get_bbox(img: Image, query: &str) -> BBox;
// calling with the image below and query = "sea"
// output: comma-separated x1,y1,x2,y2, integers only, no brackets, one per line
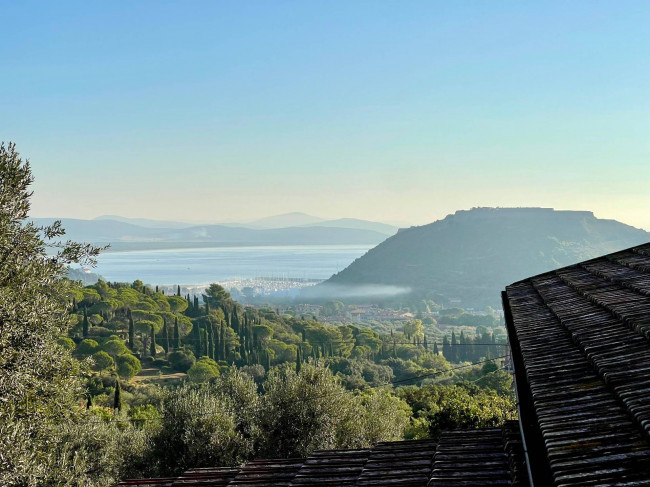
85,245,372,287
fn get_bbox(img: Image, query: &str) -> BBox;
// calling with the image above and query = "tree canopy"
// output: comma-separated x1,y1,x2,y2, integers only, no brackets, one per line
0,142,101,484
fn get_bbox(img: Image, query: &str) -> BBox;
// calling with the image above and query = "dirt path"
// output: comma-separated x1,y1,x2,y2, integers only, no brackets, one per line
131,367,187,386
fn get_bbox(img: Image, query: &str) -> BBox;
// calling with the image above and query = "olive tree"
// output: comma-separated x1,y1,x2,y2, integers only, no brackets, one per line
149,383,245,475
258,363,363,458
0,143,101,485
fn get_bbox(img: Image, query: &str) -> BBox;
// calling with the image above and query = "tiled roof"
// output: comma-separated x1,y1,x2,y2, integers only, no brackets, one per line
172,467,240,486
229,459,303,486
356,438,436,486
503,243,650,486
118,426,524,486
290,449,371,486
429,428,517,487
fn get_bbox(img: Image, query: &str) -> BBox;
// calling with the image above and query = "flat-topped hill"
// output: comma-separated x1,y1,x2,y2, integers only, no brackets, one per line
316,208,650,307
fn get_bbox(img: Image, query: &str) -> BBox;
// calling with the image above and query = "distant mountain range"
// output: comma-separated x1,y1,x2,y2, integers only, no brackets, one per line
32,214,398,251
312,208,650,308
93,215,199,229
247,212,326,228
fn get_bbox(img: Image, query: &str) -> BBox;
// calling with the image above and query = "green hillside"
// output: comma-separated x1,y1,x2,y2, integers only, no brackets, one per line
318,208,650,308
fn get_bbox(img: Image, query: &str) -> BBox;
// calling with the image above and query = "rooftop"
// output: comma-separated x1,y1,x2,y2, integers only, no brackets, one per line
117,425,526,486
504,242,650,485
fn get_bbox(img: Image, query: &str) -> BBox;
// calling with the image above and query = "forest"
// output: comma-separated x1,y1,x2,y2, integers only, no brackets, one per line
0,143,514,487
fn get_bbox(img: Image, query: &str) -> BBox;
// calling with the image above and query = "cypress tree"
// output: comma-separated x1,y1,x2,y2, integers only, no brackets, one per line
459,331,466,362
296,346,302,373
442,336,451,360
113,378,122,411
423,335,429,350
128,314,135,351
150,323,157,357
162,321,169,354
220,324,226,361
232,308,239,334
193,319,202,358
200,328,207,357
214,325,220,361
155,285,159,293
173,317,180,349
82,307,89,338
177,285,181,296
87,394,93,409
240,340,247,365
433,341,439,356
208,327,214,359
451,331,458,362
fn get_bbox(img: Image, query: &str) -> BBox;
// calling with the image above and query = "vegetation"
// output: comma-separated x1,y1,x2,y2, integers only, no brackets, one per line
0,142,101,485
319,207,650,307
0,144,516,486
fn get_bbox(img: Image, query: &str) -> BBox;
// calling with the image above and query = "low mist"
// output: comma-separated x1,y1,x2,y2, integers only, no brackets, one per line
302,283,412,300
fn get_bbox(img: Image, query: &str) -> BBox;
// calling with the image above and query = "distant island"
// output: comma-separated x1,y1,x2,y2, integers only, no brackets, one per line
309,207,650,308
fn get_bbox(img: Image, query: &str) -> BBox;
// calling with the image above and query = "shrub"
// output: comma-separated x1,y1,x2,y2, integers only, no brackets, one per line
57,337,76,351
152,358,169,368
241,364,266,383
169,347,196,373
116,354,142,380
89,313,104,326
187,357,220,383
92,351,115,372
103,339,129,357
88,326,113,338
128,404,160,429
77,339,100,356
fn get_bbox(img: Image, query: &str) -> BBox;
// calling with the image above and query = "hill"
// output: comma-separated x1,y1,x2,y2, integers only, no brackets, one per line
93,215,199,229
247,212,325,228
300,218,398,236
31,218,388,250
314,208,650,308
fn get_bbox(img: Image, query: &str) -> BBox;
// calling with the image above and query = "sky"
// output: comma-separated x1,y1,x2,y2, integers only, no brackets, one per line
1,1,649,229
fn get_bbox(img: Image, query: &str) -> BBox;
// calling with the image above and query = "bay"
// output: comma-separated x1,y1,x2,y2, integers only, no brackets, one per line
88,245,372,286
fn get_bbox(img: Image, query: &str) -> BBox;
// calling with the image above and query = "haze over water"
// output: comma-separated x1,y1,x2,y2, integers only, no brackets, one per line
88,245,372,286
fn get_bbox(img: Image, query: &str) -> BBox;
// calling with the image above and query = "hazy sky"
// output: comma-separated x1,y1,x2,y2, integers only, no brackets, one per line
2,1,649,229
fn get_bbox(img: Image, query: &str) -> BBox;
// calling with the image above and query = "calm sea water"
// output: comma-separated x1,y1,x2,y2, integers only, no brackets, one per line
88,245,372,285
